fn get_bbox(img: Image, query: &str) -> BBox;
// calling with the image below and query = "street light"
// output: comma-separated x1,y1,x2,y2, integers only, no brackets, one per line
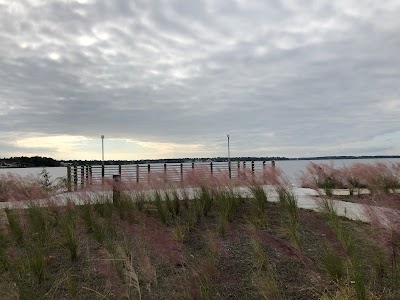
226,134,230,163
101,135,104,166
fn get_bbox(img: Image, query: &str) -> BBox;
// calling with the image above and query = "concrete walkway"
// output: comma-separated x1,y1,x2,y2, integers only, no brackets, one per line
0,186,396,227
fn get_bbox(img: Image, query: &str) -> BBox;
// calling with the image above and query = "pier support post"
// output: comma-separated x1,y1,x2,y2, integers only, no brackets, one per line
180,163,183,182
85,165,89,186
113,175,121,204
101,165,105,185
67,166,72,192
80,166,84,188
73,165,78,191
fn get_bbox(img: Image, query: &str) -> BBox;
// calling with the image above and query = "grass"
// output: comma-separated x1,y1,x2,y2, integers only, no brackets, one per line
0,166,400,299
248,183,268,228
321,247,346,282
4,207,24,244
215,186,242,236
300,162,400,195
26,201,51,246
277,187,301,250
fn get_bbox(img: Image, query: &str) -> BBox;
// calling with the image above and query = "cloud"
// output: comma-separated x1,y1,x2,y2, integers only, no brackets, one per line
1,0,400,159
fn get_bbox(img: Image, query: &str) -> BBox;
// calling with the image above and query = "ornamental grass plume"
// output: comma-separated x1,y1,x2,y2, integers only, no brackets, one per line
300,163,342,195
364,201,400,276
0,173,50,202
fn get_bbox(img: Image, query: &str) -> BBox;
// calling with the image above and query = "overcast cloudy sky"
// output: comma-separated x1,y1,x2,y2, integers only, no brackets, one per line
1,0,400,160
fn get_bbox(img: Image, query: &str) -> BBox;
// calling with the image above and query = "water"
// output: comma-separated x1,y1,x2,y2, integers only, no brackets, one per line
1,158,399,185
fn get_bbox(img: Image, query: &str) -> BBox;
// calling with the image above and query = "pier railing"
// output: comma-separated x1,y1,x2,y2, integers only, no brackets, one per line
66,161,276,192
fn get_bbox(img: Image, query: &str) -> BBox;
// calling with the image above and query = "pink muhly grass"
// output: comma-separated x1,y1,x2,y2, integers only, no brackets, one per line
300,210,348,257
299,162,343,191
204,229,229,258
363,202,400,269
91,247,126,298
0,173,50,202
339,163,400,194
120,213,186,268
256,228,320,274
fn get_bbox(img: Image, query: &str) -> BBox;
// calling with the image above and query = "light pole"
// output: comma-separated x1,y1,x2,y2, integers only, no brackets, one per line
101,135,104,166
227,134,231,177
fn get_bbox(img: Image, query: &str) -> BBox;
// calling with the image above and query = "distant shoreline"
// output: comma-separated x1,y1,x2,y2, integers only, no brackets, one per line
1,155,399,168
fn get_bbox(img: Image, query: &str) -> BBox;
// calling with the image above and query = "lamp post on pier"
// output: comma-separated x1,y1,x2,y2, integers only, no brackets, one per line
227,134,231,177
101,135,104,166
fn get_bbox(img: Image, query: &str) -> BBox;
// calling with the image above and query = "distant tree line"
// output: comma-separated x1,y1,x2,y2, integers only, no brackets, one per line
60,156,289,166
0,156,61,167
1,155,399,168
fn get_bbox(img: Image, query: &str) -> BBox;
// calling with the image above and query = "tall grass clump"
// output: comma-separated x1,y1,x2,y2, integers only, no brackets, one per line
0,229,9,272
215,186,242,236
196,186,214,217
277,187,301,250
4,207,24,244
66,270,78,299
134,190,147,212
250,234,269,270
59,206,78,261
321,247,346,282
248,183,268,228
27,245,46,284
250,231,283,299
26,202,51,246
115,192,139,223
112,243,142,299
93,194,114,219
0,173,50,202
252,271,283,300
300,163,342,196
320,198,354,255
153,190,167,224
301,162,400,196
80,203,94,232
319,198,371,299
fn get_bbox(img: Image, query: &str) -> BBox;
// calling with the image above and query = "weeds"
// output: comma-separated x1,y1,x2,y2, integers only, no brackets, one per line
66,270,78,299
26,202,50,246
154,190,167,224
215,186,241,235
172,217,187,242
112,243,142,300
5,207,24,244
251,234,269,270
93,195,114,219
321,247,346,282
115,192,137,223
248,184,268,228
252,272,283,300
60,213,78,261
277,187,301,250
197,186,214,217
0,229,9,272
28,245,46,284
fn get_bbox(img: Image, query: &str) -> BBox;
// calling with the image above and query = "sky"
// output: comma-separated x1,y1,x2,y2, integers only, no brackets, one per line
1,0,400,160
